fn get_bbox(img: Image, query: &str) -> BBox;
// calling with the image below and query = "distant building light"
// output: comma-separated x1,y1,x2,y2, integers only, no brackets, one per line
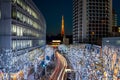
106,40,109,43
119,27,120,32
117,40,120,44
52,40,61,43
91,32,95,35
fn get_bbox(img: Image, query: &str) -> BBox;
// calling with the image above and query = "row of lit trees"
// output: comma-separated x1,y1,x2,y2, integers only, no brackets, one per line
0,48,44,80
58,44,120,80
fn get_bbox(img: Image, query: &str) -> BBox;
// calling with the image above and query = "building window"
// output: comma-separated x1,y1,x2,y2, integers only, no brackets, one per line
16,11,40,30
12,25,17,36
15,0,38,19
12,10,17,19
12,40,16,50
17,27,23,36
12,24,41,38
12,0,16,4
12,40,32,50
39,40,45,45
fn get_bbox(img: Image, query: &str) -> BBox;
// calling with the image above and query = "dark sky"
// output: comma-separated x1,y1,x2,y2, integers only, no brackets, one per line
33,0,120,35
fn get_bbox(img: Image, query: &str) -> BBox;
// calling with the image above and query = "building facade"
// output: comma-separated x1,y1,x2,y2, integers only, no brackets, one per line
111,10,120,37
112,10,117,27
73,0,112,44
0,0,46,70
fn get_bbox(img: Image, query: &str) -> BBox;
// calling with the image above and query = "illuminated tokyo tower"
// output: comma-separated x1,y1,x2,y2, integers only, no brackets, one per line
61,16,65,37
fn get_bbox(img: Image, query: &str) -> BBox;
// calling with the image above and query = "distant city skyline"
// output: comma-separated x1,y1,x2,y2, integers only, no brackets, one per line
33,0,120,35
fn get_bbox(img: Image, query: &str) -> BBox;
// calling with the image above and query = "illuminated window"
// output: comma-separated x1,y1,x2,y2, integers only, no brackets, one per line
12,25,16,32
17,26,23,36
12,40,16,50
16,0,38,19
12,24,41,38
16,11,40,30
119,28,120,32
12,10,17,19
12,0,16,4
12,25,24,36
12,25,17,36
12,40,32,50
17,0,21,6
39,40,45,45
20,27,23,36
16,27,19,36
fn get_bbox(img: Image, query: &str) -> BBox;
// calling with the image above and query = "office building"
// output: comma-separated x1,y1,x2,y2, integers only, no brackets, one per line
112,10,117,27
73,0,112,44
0,0,46,70
111,10,120,36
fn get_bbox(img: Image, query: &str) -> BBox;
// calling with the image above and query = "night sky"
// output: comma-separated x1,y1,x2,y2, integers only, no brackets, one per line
33,0,120,35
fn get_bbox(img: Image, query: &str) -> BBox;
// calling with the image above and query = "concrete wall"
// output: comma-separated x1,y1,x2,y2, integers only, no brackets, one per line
0,0,11,49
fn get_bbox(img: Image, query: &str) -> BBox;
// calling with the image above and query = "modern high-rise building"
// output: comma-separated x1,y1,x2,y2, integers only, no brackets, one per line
111,10,120,37
0,0,46,70
112,10,117,27
73,0,112,44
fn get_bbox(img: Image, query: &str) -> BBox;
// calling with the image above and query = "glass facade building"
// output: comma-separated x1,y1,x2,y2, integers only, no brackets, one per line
0,0,46,71
0,0,46,51
112,10,117,27
73,0,112,44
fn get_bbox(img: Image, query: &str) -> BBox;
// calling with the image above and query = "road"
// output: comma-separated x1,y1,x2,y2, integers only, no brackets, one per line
49,51,67,80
